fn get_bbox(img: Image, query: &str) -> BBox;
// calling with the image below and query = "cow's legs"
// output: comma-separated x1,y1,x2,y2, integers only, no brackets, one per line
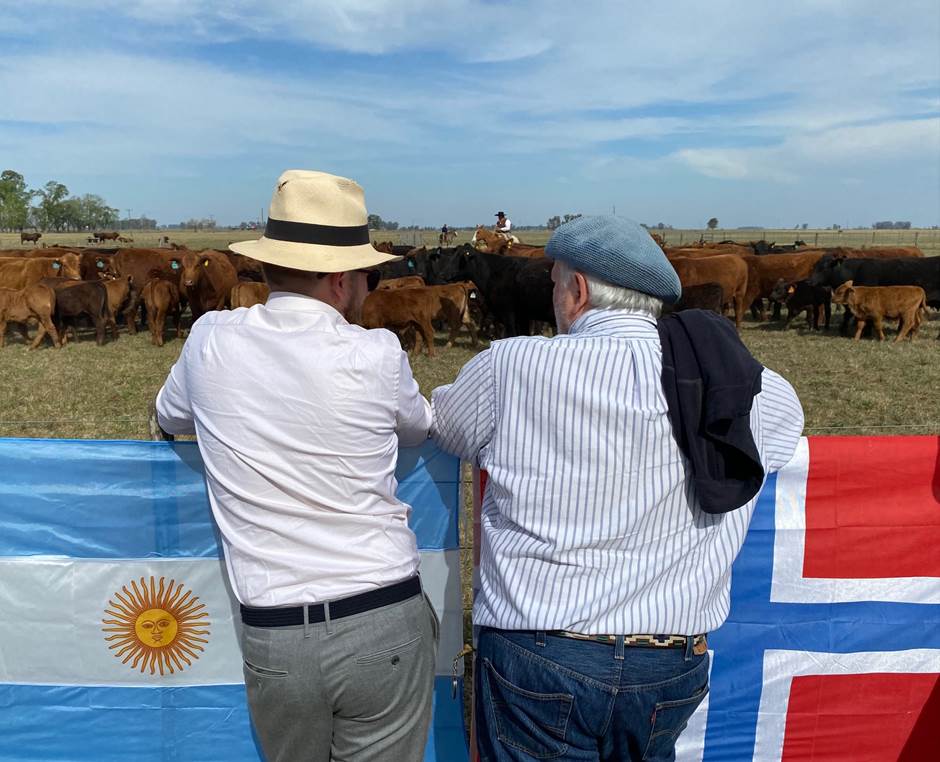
39,315,60,348
873,316,885,341
853,318,866,340
734,295,745,331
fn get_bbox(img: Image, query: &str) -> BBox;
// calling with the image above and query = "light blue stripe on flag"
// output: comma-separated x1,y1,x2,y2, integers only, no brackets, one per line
0,438,459,556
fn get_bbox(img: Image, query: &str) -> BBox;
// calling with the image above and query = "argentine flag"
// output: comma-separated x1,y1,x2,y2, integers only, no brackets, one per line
0,438,468,761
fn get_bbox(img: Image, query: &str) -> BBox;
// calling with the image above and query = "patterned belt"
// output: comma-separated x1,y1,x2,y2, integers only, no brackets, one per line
551,631,708,654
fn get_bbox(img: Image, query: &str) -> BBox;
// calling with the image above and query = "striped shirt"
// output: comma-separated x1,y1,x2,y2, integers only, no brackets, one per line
431,309,803,635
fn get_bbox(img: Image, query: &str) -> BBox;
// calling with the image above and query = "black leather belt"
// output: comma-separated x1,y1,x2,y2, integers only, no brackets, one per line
240,576,421,628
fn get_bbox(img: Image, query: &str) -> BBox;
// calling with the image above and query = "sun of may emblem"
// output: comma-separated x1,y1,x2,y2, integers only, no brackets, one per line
102,576,210,675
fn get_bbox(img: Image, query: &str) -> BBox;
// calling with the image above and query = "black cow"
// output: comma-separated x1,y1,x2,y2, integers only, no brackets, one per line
769,278,831,330
458,251,554,337
377,249,432,281
808,255,940,333
425,244,474,285
38,278,109,345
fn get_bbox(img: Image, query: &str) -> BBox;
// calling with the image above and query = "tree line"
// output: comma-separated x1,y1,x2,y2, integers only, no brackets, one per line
0,170,120,232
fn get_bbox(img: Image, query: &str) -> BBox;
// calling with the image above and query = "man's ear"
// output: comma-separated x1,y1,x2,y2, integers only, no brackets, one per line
573,271,590,311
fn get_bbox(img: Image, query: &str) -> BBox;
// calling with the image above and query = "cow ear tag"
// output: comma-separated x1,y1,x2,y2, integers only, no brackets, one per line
407,260,415,271
171,261,180,270
203,260,209,267
52,261,61,270
96,260,105,269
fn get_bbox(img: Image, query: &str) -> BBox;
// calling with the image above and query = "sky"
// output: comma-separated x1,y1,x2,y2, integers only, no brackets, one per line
0,0,938,229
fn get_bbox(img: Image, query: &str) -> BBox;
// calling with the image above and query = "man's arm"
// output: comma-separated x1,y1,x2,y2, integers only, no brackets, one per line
430,349,495,464
396,351,432,446
752,368,804,472
155,349,197,436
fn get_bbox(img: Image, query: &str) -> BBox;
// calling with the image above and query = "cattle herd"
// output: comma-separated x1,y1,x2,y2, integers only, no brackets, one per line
0,226,937,351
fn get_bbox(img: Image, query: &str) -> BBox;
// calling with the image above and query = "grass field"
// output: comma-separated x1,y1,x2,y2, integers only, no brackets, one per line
2,226,940,256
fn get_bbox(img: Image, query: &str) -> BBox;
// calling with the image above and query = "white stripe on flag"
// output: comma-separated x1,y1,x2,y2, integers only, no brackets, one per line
771,438,940,605
0,551,461,686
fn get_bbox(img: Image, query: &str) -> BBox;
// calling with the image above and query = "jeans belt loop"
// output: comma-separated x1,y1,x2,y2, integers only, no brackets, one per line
303,603,311,639
324,600,332,636
614,634,625,661
535,631,546,647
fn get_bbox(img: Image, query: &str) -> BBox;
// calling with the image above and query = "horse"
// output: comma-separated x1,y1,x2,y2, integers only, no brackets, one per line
470,226,543,258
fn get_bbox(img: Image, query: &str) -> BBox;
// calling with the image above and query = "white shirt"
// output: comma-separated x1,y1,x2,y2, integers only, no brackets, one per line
156,292,432,607
496,218,512,233
431,309,803,635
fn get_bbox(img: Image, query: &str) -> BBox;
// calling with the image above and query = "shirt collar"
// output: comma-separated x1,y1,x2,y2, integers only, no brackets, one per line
568,308,658,338
264,292,346,322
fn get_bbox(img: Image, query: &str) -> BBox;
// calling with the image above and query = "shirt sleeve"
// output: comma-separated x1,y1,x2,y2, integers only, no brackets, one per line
155,346,197,436
751,367,804,472
430,348,496,464
396,350,432,446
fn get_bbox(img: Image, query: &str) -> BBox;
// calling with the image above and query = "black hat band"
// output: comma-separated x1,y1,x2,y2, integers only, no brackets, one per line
265,218,370,247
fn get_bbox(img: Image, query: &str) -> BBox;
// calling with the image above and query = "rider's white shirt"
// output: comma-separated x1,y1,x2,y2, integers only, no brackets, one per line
497,218,512,232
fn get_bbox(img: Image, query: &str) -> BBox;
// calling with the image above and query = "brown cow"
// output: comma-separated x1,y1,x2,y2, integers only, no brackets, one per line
94,231,120,242
20,232,41,245
111,249,186,331
142,276,182,346
831,281,928,342
178,250,238,320
0,255,82,289
102,275,133,339
741,251,827,320
223,251,264,282
669,255,749,328
360,288,439,357
374,241,395,254
38,278,110,345
377,276,426,290
425,282,479,348
229,281,270,309
0,284,59,349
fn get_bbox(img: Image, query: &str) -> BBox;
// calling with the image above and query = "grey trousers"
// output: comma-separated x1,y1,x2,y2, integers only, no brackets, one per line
241,592,440,762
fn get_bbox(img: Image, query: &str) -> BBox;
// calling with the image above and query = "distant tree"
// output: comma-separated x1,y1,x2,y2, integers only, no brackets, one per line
894,221,911,230
873,221,894,229
547,215,562,230
706,217,718,229
34,181,70,231
801,223,809,230
0,170,34,231
563,213,582,224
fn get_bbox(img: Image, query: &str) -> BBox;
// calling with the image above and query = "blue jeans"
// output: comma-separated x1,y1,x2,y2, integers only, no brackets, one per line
475,628,709,761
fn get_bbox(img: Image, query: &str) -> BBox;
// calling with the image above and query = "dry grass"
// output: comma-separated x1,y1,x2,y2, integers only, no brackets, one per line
2,226,939,256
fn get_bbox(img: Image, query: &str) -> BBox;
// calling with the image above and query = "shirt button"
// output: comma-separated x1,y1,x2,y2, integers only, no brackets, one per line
391,655,400,666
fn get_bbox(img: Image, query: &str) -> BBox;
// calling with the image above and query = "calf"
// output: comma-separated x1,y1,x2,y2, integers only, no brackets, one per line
669,255,749,328
179,250,238,320
831,281,928,342
360,287,439,357
0,284,59,349
102,275,134,339
229,281,269,309
142,276,182,346
768,278,831,330
39,278,110,346
425,282,479,348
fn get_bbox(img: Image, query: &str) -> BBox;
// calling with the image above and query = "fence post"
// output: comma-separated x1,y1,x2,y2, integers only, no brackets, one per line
679,232,683,245
872,230,876,244
814,232,819,246
914,231,919,248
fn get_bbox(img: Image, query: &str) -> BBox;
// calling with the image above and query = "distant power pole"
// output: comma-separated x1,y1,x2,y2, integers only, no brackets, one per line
125,209,132,230
612,205,616,215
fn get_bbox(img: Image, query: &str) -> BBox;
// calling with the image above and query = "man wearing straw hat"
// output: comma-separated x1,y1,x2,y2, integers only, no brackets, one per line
156,170,439,761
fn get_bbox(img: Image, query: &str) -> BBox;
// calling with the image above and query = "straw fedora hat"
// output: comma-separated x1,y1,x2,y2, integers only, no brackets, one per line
229,170,401,272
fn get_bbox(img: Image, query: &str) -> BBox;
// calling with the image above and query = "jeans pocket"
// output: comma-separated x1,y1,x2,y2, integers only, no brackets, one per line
481,657,573,760
641,682,709,761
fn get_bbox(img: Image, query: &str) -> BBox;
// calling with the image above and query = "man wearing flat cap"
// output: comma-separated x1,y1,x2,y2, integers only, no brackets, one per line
156,170,439,761
431,215,803,760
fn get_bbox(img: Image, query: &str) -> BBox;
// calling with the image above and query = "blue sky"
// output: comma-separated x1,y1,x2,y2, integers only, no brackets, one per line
1,0,938,228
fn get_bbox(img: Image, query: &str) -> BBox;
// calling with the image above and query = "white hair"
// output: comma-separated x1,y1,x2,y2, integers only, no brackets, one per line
557,261,663,318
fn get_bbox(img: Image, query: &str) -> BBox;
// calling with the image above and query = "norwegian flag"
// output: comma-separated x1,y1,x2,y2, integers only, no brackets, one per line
472,437,940,761
676,436,940,761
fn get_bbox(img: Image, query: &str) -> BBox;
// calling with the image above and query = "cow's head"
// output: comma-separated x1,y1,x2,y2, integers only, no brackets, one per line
831,280,855,304
769,278,791,302
59,253,82,280
94,257,118,280
179,252,211,288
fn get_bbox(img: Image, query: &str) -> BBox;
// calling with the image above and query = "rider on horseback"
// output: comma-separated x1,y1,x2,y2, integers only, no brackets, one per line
495,211,512,234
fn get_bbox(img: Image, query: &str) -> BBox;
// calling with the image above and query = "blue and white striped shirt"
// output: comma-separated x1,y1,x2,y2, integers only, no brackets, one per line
431,309,803,635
